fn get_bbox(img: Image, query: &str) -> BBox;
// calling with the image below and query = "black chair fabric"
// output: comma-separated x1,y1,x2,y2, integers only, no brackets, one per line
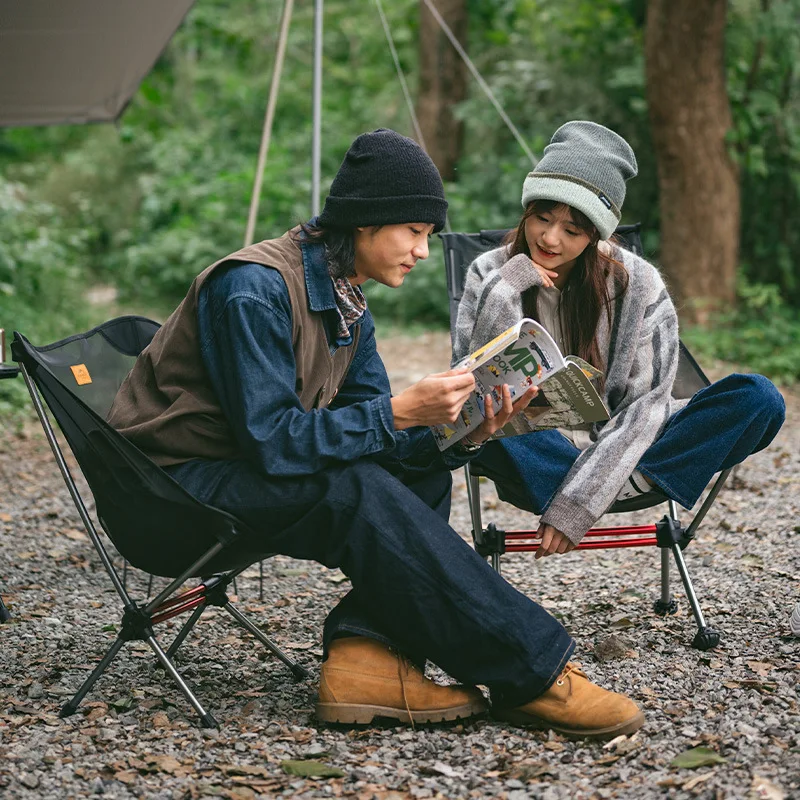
11,316,254,578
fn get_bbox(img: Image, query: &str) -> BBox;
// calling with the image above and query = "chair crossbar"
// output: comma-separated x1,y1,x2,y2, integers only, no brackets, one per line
504,524,658,538
506,537,659,552
150,595,208,626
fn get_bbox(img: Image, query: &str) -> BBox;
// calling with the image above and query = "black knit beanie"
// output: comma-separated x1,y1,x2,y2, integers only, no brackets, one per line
318,129,448,232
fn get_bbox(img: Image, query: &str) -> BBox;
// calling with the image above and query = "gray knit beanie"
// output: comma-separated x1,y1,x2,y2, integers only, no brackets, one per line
521,121,637,240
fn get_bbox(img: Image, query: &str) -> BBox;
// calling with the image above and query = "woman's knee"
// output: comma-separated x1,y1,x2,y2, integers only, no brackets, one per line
725,373,785,424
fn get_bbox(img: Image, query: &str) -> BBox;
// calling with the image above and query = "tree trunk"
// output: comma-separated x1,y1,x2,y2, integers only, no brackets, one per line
645,0,740,324
417,0,467,181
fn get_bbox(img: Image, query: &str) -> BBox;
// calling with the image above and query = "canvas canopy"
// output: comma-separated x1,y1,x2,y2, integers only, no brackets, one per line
0,0,195,127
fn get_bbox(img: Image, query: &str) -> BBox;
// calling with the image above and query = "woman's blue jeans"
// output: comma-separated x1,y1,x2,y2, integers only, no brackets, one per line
166,455,574,708
474,373,786,515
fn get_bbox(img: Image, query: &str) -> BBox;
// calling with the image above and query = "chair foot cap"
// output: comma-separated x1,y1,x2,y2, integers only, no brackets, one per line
653,598,679,616
692,627,720,651
291,665,310,681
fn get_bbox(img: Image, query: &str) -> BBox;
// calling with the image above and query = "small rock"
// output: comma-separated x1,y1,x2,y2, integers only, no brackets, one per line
19,773,39,789
27,682,44,699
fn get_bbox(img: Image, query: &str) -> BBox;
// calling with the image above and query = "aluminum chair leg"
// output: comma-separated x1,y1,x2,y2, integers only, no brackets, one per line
20,364,136,610
0,595,10,623
653,545,678,616
60,636,127,718
223,602,309,680
466,464,504,574
147,634,217,728
670,543,720,651
165,603,206,659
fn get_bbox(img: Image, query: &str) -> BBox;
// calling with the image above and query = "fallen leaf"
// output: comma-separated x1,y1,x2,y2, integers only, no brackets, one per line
746,661,774,677
223,764,271,778
151,711,170,728
148,755,182,773
683,772,714,791
609,615,635,629
670,747,727,769
60,527,87,541
751,774,785,799
280,759,344,779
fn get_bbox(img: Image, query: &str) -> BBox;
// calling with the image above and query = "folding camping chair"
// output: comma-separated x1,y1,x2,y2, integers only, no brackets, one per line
440,226,729,651
1,316,308,727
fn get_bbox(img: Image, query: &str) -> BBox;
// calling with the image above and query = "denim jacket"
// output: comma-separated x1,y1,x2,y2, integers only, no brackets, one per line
197,236,471,477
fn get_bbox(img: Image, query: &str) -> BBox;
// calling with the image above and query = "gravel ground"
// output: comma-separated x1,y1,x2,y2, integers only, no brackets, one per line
1,330,799,800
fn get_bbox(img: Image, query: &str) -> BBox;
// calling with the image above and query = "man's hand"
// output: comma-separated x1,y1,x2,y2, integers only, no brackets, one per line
391,368,476,430
535,523,577,559
467,384,539,445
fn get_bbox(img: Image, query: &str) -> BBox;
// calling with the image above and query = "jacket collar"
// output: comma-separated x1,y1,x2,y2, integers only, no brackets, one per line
299,220,338,313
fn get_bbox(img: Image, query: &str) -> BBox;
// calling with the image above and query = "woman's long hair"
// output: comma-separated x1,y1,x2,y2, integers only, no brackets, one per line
505,199,629,382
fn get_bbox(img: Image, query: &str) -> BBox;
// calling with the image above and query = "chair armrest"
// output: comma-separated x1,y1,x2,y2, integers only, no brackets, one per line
0,364,20,379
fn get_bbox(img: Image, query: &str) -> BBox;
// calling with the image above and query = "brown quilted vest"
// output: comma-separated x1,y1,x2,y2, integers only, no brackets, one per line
107,228,360,466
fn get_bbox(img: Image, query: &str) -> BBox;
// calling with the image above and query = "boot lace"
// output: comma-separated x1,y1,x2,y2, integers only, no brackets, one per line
398,655,415,730
556,662,586,687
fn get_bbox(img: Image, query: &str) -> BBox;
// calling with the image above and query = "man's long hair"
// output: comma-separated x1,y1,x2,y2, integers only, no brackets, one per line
505,199,629,383
296,221,357,279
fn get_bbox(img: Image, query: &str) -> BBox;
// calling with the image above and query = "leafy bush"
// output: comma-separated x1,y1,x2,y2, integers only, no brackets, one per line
0,177,97,418
682,277,800,384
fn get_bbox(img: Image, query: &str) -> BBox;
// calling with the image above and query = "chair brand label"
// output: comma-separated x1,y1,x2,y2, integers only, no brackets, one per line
70,364,93,385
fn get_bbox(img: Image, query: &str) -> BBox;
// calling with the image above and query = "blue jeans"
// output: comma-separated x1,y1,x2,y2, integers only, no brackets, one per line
475,374,785,514
166,456,574,708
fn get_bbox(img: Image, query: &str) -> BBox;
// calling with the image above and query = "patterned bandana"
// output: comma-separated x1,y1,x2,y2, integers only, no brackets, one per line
331,277,367,339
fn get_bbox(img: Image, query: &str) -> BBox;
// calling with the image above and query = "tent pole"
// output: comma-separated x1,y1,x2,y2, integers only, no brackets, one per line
244,0,295,247
311,0,323,216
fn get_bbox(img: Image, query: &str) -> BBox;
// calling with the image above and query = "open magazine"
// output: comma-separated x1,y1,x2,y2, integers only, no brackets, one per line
432,318,610,451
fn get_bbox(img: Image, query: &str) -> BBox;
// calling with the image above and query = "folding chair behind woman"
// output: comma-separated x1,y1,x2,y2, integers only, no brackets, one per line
440,227,729,651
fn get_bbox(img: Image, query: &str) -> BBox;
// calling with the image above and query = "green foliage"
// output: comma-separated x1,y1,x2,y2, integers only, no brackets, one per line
0,0,798,380
727,0,800,305
682,276,800,384
0,177,97,418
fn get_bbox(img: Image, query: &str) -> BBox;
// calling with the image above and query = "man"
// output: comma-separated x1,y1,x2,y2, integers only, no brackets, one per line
109,129,644,739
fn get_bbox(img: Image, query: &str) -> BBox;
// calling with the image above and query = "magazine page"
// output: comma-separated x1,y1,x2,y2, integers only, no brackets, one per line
452,319,529,371
431,319,568,451
490,359,609,439
429,390,484,450
471,319,566,402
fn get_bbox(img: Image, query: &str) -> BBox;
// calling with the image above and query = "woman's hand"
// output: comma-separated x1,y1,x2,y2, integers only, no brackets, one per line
529,258,559,289
467,384,538,445
534,523,577,559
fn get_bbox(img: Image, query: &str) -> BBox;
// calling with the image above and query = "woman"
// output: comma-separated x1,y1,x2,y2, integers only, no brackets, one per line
453,121,785,558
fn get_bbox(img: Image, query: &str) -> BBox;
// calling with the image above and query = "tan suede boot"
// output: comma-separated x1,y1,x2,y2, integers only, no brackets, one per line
315,636,487,725
493,663,644,740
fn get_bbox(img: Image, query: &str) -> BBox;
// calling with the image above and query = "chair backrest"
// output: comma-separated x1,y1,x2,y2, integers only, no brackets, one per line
11,316,245,578
439,224,709,400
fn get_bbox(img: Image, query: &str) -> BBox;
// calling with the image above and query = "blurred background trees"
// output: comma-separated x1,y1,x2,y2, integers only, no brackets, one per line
1,0,799,384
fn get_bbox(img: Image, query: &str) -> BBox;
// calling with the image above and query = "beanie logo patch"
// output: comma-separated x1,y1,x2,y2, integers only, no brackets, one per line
597,193,613,210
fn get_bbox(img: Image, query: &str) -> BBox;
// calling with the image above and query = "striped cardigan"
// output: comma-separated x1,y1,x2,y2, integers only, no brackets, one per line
452,244,683,544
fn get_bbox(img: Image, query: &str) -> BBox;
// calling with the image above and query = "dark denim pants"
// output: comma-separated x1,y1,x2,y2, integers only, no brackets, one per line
475,373,786,515
166,456,574,708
